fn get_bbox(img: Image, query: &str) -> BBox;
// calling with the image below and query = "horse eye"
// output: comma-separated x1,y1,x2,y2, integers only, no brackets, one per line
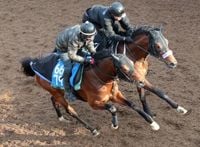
155,43,161,49
122,65,129,72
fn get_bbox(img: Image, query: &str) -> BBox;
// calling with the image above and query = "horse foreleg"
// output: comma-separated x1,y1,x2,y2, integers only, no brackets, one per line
89,101,119,130
50,96,67,122
137,87,155,117
105,103,118,129
144,79,188,115
112,92,160,131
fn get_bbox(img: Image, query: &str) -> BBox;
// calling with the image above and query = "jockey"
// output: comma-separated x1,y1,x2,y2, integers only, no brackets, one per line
55,21,96,101
82,1,134,47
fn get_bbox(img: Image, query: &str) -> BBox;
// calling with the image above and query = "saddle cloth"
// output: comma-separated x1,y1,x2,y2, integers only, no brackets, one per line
30,53,83,90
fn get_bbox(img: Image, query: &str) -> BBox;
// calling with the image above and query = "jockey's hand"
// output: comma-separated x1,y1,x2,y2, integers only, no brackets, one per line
124,37,133,43
84,56,95,64
90,52,96,57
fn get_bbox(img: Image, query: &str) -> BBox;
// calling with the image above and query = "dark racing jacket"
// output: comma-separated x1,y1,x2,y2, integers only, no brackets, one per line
84,5,132,41
55,25,96,62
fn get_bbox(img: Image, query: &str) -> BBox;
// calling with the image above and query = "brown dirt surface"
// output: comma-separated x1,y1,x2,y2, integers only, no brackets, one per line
0,0,200,146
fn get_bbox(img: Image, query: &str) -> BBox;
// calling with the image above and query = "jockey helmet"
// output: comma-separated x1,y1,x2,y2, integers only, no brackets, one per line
109,2,125,17
80,21,96,41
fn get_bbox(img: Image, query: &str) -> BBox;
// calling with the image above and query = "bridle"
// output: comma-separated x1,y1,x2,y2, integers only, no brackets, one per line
91,54,135,84
117,30,172,63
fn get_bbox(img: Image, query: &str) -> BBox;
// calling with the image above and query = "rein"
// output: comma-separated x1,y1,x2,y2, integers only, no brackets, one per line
91,55,134,84
90,58,119,84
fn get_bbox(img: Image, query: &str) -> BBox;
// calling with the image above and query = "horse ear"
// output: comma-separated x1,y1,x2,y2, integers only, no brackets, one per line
158,24,164,32
111,54,119,61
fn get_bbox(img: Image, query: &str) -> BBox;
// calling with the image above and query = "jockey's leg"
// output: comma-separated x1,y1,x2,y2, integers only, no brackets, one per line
60,53,76,101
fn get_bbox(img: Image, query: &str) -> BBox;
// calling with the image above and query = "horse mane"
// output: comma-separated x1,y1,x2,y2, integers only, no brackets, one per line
131,25,161,39
131,25,162,56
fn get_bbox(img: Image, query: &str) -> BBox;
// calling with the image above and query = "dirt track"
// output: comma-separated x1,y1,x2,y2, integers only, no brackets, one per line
0,0,200,146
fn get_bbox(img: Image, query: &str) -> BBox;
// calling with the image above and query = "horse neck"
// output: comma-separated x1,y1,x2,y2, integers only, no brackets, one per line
93,58,116,83
118,35,149,62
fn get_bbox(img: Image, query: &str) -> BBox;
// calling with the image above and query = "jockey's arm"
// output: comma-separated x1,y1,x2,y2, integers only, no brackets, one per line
119,14,134,36
86,40,96,54
68,41,85,63
104,18,125,41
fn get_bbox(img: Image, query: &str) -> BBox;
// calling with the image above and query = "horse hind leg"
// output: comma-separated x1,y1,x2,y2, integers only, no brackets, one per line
66,104,100,136
56,97,100,136
51,96,69,122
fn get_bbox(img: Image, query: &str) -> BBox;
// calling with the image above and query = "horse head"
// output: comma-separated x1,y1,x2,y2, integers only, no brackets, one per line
149,27,177,68
93,50,135,83
127,26,177,69
111,53,134,82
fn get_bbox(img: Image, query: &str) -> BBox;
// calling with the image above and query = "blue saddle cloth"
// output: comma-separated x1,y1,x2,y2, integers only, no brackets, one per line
51,60,83,90
30,53,83,91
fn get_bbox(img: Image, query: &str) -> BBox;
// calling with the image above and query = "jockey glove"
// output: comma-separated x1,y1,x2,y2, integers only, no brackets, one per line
84,56,95,64
124,37,133,43
90,52,96,57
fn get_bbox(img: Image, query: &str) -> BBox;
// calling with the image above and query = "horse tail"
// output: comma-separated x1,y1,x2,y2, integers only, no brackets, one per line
21,57,36,77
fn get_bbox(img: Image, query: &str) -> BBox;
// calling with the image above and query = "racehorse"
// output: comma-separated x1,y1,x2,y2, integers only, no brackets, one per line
111,26,188,117
21,51,159,136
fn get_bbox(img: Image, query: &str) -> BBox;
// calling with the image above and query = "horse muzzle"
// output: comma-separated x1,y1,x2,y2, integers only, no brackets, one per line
164,59,177,69
162,50,178,69
168,62,177,69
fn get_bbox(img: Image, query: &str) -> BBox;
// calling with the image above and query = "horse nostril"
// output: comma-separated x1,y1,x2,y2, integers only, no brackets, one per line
169,62,177,68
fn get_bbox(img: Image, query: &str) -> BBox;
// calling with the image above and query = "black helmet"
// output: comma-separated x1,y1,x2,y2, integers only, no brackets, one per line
80,21,96,36
109,2,125,17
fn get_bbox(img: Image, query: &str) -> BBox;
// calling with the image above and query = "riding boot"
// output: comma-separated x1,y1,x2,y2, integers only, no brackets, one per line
63,65,76,102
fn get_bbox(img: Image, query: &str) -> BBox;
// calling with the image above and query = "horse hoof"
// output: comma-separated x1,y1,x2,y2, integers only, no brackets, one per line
150,121,160,131
184,109,192,116
92,129,100,136
111,124,119,130
152,115,156,119
149,113,157,119
58,116,70,123
176,106,188,115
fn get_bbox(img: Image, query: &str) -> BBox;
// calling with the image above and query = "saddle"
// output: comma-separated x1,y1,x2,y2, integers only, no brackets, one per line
30,53,84,90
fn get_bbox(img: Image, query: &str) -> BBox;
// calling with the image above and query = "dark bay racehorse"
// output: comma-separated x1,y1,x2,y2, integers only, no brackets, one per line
21,51,159,136
112,26,188,117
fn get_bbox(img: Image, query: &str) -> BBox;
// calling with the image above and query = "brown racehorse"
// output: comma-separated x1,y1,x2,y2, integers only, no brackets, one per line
21,51,159,136
113,26,188,117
